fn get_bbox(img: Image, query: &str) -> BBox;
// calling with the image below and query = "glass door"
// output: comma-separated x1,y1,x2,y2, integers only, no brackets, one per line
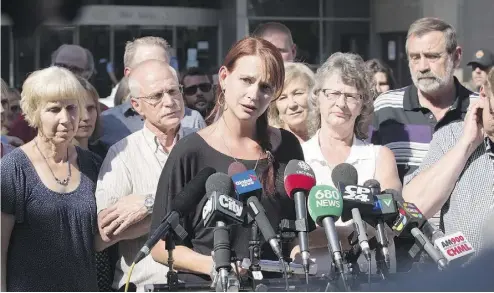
37,26,76,70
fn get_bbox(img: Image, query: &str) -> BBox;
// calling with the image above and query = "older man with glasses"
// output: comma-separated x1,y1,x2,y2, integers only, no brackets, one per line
95,60,196,291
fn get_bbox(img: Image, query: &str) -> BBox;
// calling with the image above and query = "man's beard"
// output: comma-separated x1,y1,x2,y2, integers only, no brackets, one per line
193,100,213,118
411,58,455,94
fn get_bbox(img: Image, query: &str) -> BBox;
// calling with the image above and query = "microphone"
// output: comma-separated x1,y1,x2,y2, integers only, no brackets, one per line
434,232,475,266
332,164,375,222
421,219,445,243
228,162,262,200
227,162,267,281
363,180,392,270
363,179,381,197
383,189,443,241
283,159,316,281
202,172,242,292
134,167,216,264
246,196,283,260
332,163,372,261
390,195,447,270
202,173,244,227
307,185,345,274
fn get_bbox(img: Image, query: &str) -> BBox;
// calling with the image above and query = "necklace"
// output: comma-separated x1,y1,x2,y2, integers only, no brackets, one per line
34,139,71,186
220,118,263,171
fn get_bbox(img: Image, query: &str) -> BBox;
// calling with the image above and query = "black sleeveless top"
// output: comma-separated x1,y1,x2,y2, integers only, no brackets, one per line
150,129,316,282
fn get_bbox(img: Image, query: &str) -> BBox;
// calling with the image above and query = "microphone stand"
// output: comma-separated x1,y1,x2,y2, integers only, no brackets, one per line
162,216,188,292
249,222,263,283
165,234,179,291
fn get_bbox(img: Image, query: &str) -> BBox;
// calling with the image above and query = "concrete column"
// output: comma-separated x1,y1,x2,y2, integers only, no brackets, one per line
236,0,249,40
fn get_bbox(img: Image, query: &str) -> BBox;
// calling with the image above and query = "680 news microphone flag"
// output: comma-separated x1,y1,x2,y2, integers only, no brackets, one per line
283,159,316,283
307,185,345,277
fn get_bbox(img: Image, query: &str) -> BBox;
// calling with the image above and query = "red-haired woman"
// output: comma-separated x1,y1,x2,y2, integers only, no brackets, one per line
149,37,315,283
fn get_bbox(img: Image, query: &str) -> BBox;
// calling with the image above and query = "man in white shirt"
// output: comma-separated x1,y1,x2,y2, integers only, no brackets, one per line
96,60,195,290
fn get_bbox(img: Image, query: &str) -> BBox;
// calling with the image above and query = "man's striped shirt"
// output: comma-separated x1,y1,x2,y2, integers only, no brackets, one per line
370,77,479,181
370,77,479,271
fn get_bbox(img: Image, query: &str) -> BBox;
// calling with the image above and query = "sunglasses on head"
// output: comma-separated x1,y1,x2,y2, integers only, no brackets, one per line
183,83,212,96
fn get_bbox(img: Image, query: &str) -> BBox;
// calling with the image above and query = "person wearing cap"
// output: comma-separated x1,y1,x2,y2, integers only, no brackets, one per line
467,49,494,92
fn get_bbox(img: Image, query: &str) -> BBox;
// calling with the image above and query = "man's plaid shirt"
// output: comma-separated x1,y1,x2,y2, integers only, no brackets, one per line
405,121,494,254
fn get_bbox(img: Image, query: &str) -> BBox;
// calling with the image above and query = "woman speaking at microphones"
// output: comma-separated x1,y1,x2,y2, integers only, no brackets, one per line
149,37,315,285
301,53,402,276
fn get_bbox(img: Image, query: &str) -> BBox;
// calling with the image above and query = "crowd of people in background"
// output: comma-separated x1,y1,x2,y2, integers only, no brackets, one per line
1,16,493,291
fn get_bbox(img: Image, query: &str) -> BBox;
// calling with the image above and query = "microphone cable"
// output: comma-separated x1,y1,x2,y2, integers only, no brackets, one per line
367,258,372,290
279,258,289,291
124,262,136,292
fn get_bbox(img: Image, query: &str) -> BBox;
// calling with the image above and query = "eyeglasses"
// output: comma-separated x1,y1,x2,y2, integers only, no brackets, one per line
318,89,362,105
133,85,183,107
183,83,212,96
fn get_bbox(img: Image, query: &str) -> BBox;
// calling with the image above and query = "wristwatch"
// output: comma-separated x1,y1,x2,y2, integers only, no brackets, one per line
144,194,155,214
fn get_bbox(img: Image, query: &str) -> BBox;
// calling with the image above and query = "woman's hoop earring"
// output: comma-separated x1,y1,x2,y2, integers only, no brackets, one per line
218,89,226,109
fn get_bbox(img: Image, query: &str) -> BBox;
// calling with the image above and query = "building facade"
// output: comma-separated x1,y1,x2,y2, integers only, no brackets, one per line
1,0,493,97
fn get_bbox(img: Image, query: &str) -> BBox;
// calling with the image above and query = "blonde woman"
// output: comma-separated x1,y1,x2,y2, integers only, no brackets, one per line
0,67,125,291
268,62,315,142
73,77,107,158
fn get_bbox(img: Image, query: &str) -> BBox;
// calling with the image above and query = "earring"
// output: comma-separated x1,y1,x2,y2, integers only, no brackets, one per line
217,89,225,108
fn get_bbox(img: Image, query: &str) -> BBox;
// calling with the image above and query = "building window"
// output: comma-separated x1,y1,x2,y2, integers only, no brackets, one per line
247,0,370,67
1,26,11,84
176,27,218,74
100,0,222,8
38,26,75,69
323,0,370,18
249,20,320,64
248,0,319,17
322,21,370,61
80,25,111,97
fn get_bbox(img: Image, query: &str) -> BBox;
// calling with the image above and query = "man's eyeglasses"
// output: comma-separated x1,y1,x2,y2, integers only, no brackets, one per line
133,85,183,107
183,83,212,96
318,89,363,105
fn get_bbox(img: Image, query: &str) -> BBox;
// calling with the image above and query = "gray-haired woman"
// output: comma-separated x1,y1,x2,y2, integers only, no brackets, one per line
303,52,401,275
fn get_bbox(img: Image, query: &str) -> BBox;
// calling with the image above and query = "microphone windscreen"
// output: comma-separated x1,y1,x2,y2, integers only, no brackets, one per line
283,160,316,198
363,179,380,189
382,188,404,203
206,172,235,196
227,161,248,177
331,163,358,186
308,185,343,226
171,167,216,214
